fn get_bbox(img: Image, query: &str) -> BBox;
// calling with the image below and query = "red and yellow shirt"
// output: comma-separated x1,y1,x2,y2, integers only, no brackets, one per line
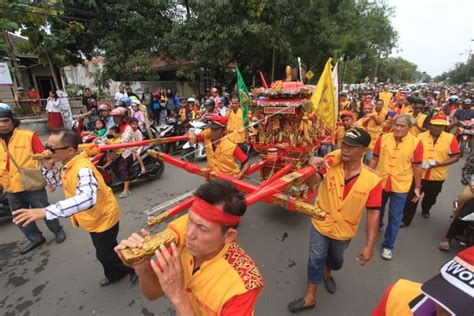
226,108,246,144
0,129,44,193
373,133,423,193
167,214,264,315
372,279,426,316
356,110,386,149
410,113,428,137
378,91,393,110
197,130,247,176
418,131,460,181
313,150,382,240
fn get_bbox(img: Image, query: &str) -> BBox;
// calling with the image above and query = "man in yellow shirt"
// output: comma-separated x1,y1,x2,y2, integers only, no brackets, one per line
226,94,248,153
289,127,381,313
339,92,352,112
355,100,386,163
402,113,460,226
12,129,136,287
319,111,354,156
398,96,415,116
190,116,250,179
378,85,393,110
0,104,65,254
369,115,423,260
115,180,264,315
410,99,429,137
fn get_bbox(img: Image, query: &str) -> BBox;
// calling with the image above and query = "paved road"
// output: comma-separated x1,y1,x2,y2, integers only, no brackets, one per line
0,156,466,316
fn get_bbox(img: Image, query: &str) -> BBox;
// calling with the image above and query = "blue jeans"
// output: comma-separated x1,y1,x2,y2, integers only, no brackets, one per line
7,189,62,243
307,226,351,284
380,191,408,250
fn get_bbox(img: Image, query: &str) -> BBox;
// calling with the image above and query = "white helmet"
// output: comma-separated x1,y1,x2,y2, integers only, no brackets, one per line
187,97,196,103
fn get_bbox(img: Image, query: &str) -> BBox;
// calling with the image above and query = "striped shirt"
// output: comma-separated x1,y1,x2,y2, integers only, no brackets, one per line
42,166,98,220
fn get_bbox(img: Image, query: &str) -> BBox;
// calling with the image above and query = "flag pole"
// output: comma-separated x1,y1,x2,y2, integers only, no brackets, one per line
297,57,303,82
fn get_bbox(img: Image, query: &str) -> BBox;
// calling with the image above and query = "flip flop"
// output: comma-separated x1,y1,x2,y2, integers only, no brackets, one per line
119,191,131,199
288,298,315,313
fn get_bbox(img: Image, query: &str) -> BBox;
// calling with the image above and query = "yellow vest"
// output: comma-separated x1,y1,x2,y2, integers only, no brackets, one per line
400,104,414,116
168,214,264,315
226,108,246,144
418,131,456,181
202,129,241,176
0,129,39,193
376,133,420,193
357,111,385,149
62,152,120,233
411,113,427,137
385,279,422,316
379,91,393,110
313,150,381,240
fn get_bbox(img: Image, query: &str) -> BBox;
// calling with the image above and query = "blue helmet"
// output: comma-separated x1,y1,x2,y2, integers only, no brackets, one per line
123,96,132,107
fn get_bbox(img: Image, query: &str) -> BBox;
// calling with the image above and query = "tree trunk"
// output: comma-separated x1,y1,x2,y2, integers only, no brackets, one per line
46,53,60,91
2,28,23,87
183,0,190,20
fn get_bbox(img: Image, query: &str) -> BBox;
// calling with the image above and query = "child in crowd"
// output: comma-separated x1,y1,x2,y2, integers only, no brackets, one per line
103,126,122,169
131,101,145,131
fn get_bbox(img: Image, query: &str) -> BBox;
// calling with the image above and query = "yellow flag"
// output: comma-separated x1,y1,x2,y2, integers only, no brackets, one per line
311,58,337,131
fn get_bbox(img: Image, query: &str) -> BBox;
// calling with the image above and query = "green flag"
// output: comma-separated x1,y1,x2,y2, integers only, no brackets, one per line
235,65,250,126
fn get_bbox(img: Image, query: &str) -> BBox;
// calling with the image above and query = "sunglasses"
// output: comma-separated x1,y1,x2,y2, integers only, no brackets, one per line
45,144,70,153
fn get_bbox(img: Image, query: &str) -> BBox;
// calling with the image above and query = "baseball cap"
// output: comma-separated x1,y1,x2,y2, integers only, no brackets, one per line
421,247,474,315
341,127,371,147
430,112,449,126
206,115,228,129
17,87,24,91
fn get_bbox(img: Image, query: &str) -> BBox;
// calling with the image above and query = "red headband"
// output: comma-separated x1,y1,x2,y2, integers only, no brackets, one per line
191,197,241,226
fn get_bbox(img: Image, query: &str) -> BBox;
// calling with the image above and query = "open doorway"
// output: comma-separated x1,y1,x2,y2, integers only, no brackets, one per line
36,76,55,109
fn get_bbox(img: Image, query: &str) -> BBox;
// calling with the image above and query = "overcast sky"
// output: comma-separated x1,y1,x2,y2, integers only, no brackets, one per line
388,0,473,77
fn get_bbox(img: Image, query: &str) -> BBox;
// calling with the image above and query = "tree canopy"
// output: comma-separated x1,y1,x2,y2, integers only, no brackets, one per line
1,0,431,87
435,58,474,84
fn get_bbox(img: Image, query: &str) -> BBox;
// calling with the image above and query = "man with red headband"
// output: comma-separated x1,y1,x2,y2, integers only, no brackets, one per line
189,115,250,179
115,180,264,315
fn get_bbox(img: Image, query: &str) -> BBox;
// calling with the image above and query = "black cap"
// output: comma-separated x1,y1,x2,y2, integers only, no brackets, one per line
341,127,371,147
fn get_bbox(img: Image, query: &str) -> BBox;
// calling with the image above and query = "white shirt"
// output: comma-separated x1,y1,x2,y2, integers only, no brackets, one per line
46,98,60,113
42,166,98,220
114,91,128,101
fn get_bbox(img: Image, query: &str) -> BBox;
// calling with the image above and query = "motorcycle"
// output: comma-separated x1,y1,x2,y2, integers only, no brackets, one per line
92,143,165,188
451,198,474,246
181,121,207,163
157,117,188,154
456,119,474,157
77,131,165,188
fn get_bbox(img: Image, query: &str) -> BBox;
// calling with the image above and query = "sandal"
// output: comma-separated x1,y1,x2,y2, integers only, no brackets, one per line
438,240,450,251
288,298,315,313
119,191,131,199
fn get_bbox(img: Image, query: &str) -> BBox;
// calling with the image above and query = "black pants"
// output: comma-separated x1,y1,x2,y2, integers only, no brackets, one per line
89,222,132,281
403,179,444,225
446,199,474,239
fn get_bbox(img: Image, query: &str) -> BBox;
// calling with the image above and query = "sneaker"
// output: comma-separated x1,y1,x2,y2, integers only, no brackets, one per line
381,248,392,260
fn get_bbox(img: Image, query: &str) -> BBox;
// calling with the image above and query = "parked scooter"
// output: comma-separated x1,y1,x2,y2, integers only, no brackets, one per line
181,121,207,162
